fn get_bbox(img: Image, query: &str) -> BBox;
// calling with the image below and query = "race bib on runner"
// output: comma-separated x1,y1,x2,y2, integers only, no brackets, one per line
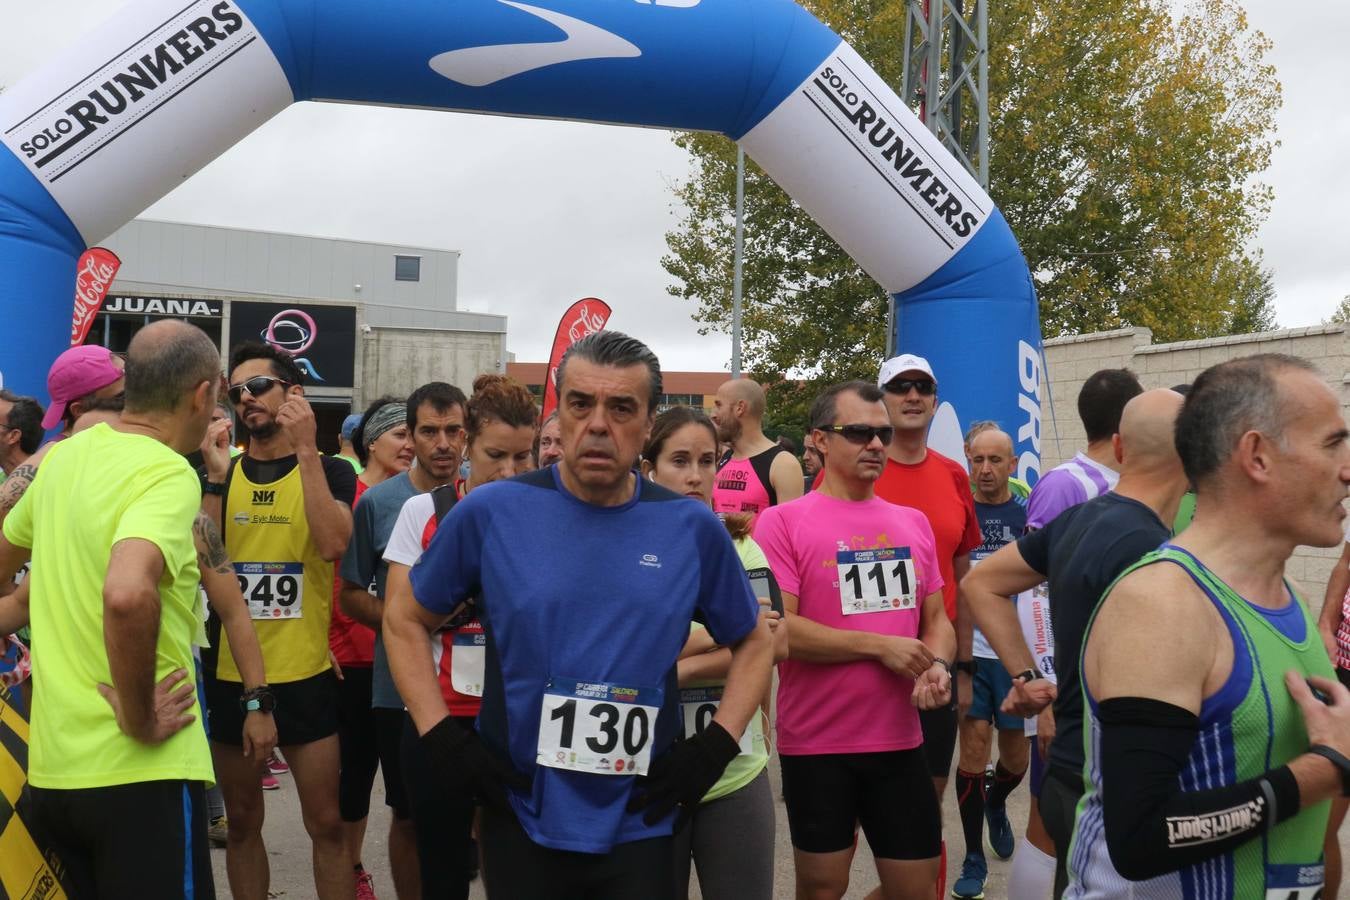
449,626,485,697
836,547,916,615
679,686,755,755
235,562,304,620
1265,862,1324,899
536,678,661,776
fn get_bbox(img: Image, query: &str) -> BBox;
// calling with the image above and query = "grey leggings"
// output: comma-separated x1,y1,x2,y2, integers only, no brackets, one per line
673,768,775,900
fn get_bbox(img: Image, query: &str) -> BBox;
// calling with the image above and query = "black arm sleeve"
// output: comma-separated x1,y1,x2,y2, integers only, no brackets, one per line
1099,697,1301,881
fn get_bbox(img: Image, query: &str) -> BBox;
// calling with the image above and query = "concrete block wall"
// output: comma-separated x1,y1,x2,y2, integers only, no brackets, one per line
1041,324,1350,616
360,327,505,406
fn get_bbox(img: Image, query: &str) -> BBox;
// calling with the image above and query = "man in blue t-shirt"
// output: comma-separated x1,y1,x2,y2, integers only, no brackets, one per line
952,426,1030,898
382,331,772,899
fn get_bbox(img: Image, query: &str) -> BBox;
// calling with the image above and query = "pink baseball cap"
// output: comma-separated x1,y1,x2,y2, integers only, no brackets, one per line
43,346,124,430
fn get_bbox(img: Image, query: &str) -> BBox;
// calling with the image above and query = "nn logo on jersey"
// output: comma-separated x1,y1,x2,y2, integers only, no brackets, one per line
252,489,275,506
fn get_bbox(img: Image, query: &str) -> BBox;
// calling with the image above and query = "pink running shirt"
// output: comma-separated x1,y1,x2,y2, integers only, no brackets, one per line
757,491,944,755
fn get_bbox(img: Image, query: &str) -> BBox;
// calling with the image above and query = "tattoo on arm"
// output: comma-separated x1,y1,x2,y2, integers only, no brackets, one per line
0,464,37,513
193,511,234,575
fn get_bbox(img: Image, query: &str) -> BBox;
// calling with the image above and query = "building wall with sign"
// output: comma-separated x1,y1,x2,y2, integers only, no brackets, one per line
91,219,507,450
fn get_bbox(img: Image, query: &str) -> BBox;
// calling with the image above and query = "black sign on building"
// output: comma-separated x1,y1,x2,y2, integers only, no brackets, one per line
228,302,357,389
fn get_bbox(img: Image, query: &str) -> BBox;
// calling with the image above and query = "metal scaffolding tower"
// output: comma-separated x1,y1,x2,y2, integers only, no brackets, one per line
902,0,990,189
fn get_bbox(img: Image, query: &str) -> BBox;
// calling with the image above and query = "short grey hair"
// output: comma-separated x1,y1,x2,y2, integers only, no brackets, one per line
125,322,222,415
556,331,663,414
1174,353,1318,488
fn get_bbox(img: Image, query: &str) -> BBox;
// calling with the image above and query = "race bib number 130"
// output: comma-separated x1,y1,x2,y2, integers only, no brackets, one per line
836,548,916,615
536,678,661,776
235,562,304,620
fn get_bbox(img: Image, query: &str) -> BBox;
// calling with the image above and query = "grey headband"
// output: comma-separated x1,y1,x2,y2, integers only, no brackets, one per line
364,403,407,447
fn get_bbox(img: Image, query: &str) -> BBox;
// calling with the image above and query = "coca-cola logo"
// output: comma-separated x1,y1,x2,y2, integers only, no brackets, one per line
70,248,121,345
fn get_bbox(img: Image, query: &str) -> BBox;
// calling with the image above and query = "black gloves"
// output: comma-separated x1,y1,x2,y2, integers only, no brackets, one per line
627,721,741,829
420,716,530,807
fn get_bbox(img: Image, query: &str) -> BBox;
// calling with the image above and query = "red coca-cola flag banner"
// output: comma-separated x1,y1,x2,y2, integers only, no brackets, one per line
70,247,121,346
541,298,612,420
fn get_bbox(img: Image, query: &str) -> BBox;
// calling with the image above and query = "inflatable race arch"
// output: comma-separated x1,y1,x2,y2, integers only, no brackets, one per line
0,0,1044,481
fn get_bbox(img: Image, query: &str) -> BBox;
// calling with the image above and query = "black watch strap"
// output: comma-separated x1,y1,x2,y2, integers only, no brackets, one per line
1307,744,1350,796
953,660,976,675
1014,667,1041,684
202,480,226,496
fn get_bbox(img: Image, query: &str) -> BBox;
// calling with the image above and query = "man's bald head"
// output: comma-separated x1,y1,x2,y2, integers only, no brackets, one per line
125,320,222,415
968,427,1013,458
718,378,767,420
1118,388,1184,474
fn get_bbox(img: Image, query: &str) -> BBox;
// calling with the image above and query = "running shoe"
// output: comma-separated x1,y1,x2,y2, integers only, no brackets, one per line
951,852,987,899
355,869,378,900
986,802,1015,860
261,773,280,791
266,752,289,775
207,815,228,846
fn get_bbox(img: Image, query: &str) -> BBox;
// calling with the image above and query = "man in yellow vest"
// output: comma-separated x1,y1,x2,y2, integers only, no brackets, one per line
202,341,357,900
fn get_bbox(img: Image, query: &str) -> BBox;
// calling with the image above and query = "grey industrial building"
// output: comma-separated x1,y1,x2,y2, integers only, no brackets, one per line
90,219,507,450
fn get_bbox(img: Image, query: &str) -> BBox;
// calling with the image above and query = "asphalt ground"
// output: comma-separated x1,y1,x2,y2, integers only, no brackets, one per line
213,747,1024,899
211,746,1350,899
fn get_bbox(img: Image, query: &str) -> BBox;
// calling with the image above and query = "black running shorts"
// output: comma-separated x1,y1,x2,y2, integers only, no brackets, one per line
206,669,338,747
780,747,940,859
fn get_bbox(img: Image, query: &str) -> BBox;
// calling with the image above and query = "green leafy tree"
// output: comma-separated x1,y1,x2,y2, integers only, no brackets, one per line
1325,295,1350,326
664,0,1282,398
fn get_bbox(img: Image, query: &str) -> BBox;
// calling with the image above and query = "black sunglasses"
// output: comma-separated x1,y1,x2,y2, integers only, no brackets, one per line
227,375,290,405
883,378,936,396
818,424,895,445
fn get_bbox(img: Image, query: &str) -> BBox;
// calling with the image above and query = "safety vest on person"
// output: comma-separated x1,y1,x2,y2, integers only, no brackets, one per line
218,459,334,683
1067,546,1333,899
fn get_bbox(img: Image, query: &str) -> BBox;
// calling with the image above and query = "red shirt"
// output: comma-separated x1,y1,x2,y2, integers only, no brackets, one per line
329,478,376,666
816,449,980,620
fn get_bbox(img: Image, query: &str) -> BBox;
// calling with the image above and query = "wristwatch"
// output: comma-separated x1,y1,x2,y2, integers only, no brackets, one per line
201,480,226,496
953,660,977,676
239,685,276,714
1307,744,1350,796
1013,667,1042,685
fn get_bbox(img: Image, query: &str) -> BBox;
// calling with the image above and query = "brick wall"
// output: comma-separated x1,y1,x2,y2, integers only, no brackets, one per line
1041,324,1349,614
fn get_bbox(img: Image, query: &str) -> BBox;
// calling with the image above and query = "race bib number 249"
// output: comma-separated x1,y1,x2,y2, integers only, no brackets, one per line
235,562,303,620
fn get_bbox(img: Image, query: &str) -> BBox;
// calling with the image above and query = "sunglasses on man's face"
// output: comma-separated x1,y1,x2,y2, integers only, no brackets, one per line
227,375,290,406
818,424,895,446
883,378,936,396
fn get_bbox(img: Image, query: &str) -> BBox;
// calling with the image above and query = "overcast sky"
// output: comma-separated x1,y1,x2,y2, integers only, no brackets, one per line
3,1,1347,370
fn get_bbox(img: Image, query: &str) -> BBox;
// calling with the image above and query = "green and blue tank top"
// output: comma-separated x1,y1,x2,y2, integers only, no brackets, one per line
1066,545,1333,899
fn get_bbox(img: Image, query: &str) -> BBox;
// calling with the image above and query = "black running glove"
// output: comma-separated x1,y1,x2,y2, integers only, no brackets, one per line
420,716,531,808
627,722,741,829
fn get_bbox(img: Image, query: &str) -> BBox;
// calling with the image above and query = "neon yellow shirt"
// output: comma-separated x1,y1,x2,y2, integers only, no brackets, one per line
3,424,212,789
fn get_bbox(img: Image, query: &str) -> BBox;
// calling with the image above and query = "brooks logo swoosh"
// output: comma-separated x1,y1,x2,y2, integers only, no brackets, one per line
429,1,641,87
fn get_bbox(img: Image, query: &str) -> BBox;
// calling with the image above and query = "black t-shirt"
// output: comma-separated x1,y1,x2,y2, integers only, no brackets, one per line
1016,492,1169,773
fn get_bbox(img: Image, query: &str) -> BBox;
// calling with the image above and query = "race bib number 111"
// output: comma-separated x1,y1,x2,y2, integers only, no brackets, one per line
836,548,916,615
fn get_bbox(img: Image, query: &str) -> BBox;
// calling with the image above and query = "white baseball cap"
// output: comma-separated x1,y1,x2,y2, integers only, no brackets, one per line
878,353,937,388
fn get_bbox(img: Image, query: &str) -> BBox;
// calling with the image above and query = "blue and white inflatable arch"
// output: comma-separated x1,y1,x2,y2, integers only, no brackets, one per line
0,0,1043,481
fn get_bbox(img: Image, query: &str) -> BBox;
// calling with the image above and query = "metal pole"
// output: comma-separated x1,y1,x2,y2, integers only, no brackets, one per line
731,145,745,378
